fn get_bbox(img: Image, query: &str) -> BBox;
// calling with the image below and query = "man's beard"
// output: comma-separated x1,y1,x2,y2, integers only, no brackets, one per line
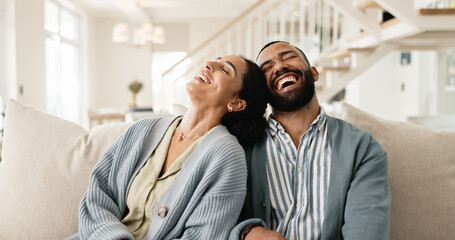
268,68,315,112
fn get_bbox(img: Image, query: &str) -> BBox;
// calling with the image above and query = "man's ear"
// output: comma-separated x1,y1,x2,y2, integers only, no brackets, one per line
311,66,319,82
230,99,247,112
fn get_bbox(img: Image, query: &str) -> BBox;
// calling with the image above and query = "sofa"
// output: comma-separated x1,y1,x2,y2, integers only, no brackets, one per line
0,99,454,240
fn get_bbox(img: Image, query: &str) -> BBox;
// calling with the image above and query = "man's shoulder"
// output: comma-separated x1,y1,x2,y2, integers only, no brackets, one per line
327,115,387,157
326,115,372,138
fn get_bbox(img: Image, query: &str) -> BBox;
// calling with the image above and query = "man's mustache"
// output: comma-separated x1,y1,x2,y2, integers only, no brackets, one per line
271,69,304,89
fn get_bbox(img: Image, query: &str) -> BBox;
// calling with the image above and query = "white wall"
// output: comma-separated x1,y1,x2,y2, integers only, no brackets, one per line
91,18,152,109
0,0,5,101
188,18,232,52
14,0,46,110
345,50,438,121
91,19,189,110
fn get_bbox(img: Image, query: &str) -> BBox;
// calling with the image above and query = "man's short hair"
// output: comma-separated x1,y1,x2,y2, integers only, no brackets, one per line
256,41,311,66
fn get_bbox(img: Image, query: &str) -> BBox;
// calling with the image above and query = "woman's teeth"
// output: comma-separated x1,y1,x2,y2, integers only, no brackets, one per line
277,76,297,90
196,73,211,84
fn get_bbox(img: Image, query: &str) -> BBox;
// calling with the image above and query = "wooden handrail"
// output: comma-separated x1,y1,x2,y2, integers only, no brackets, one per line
161,0,269,79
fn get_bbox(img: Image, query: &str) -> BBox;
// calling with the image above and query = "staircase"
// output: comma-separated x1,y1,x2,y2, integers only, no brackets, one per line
158,0,455,110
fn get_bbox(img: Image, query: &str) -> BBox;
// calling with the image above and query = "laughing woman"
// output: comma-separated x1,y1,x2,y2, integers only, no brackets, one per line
69,55,268,240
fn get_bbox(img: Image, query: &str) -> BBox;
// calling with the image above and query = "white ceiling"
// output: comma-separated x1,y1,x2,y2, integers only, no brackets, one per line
71,0,260,22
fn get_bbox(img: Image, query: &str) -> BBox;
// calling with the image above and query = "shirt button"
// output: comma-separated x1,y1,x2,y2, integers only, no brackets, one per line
284,139,290,144
296,202,301,207
157,206,168,218
298,167,302,172
290,236,295,240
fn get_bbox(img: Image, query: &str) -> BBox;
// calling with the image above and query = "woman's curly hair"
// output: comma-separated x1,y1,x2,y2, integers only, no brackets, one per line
221,56,268,148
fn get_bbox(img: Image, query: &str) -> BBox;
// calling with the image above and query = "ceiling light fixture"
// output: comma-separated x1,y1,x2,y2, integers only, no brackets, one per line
112,22,166,47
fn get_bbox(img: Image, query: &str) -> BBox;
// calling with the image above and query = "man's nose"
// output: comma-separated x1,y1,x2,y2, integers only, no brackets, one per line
273,59,288,75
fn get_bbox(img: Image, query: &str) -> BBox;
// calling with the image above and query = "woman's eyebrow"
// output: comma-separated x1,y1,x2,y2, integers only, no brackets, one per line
225,61,237,77
216,57,237,77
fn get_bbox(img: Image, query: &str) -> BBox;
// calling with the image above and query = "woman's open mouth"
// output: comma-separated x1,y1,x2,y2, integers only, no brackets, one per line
194,72,211,84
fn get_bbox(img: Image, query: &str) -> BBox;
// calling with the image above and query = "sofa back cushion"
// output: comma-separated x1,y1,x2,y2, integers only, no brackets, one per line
0,100,130,240
339,103,455,240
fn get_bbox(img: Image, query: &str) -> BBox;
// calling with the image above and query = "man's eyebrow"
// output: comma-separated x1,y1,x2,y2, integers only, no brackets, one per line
279,50,296,57
259,50,297,69
259,59,272,69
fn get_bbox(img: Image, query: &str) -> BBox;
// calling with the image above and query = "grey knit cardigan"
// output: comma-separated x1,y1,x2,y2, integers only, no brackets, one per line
68,117,247,240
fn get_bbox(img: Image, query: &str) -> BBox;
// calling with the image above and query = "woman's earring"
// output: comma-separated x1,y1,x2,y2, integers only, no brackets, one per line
228,105,233,112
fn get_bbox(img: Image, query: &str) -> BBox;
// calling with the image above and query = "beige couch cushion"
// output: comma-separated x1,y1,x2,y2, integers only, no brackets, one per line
339,102,455,240
0,100,130,240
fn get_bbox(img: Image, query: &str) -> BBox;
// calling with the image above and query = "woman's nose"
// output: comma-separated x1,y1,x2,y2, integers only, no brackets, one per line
205,61,215,71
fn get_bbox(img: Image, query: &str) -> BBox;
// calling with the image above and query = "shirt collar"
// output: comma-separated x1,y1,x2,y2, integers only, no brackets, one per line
267,106,327,136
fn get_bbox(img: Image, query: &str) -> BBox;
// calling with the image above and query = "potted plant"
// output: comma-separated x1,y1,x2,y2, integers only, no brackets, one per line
128,80,143,108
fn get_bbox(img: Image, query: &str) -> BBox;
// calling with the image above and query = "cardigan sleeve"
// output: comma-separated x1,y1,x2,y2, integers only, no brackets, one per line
341,135,391,240
76,132,134,240
175,139,248,240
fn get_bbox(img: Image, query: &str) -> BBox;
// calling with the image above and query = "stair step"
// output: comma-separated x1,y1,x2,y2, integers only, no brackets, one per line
358,0,384,11
417,8,455,15
325,48,375,60
348,18,401,42
381,18,400,28
317,66,350,74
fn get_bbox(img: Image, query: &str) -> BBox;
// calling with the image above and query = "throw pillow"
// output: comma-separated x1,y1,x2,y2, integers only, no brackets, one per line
0,100,130,240
339,102,455,240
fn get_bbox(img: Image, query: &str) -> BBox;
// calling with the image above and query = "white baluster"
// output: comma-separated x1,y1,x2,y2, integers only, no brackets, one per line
280,0,286,40
309,0,315,60
290,0,296,43
246,17,253,59
333,9,340,49
299,0,306,50
236,23,242,55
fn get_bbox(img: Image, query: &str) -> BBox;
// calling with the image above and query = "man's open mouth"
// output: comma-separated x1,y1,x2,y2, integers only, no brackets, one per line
275,75,298,90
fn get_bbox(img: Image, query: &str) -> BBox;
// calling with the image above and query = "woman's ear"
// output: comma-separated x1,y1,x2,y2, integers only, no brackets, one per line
229,99,247,112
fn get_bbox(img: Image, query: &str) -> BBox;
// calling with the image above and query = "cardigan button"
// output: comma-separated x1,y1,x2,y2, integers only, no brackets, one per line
262,202,266,208
157,206,168,218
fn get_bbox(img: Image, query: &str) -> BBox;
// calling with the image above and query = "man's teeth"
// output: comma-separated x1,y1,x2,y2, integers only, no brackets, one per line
277,76,297,90
196,73,211,84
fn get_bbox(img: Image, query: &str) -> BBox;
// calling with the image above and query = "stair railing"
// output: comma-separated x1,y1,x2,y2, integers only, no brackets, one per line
158,0,346,109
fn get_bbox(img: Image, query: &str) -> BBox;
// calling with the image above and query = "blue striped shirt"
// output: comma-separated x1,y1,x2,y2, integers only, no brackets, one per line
266,107,331,240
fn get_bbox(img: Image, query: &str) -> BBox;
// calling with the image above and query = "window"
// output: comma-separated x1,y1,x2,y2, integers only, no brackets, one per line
44,0,80,123
444,48,455,91
151,51,188,112
0,0,5,135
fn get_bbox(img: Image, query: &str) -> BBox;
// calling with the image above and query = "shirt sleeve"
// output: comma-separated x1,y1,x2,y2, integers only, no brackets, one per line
76,132,134,240
342,136,391,240
176,141,248,240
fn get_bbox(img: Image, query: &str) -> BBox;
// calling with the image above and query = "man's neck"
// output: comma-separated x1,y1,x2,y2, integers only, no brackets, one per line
271,96,321,148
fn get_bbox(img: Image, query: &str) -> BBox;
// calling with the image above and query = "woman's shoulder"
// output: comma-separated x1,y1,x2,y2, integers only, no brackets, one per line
201,126,246,164
127,117,176,132
206,126,244,150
